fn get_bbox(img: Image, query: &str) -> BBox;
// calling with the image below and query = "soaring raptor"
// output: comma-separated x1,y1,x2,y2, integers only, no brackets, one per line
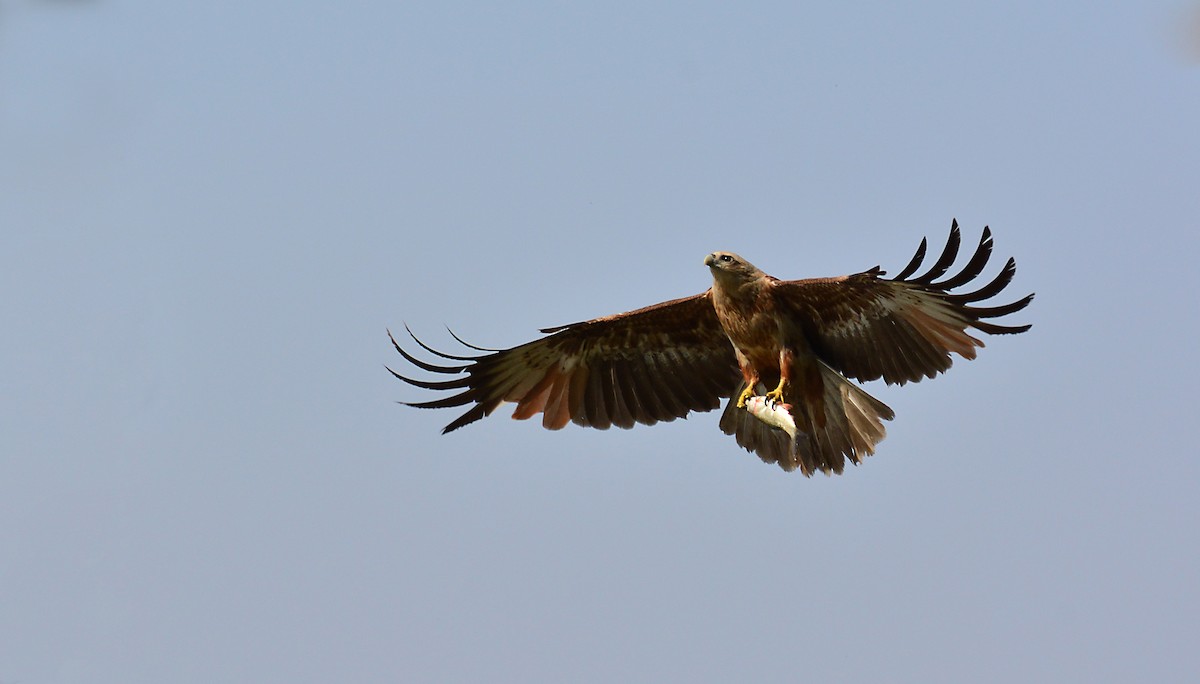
390,221,1032,475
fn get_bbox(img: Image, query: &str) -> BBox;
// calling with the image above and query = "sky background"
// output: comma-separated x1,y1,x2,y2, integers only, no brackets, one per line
3,1,1199,682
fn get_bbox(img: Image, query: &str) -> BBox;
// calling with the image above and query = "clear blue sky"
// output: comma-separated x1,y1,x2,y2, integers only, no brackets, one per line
3,1,1199,682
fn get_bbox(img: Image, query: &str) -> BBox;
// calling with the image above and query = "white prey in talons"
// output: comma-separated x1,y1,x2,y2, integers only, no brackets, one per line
744,395,797,439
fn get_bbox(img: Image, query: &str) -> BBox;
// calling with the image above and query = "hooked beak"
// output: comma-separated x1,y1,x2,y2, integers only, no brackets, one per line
703,253,716,267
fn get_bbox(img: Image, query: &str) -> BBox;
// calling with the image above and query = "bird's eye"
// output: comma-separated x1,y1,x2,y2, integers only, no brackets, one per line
719,254,733,263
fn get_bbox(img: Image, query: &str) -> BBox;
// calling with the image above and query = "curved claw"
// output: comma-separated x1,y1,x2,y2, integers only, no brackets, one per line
736,385,756,408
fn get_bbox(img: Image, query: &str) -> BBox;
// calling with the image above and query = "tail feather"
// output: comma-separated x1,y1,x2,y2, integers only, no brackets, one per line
720,362,894,475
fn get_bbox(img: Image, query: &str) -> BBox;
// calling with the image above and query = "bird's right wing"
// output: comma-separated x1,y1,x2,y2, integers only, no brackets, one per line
390,291,740,432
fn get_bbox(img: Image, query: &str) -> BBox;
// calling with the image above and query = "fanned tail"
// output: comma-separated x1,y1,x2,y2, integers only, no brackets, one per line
720,362,894,475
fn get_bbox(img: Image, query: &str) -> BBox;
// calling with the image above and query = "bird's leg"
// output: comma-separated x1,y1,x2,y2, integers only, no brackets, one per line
736,384,757,408
736,360,758,409
765,349,794,405
764,377,787,405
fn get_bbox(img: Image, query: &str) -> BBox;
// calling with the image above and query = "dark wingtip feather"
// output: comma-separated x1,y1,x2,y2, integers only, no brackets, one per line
389,330,468,374
969,293,1035,319
446,326,502,352
931,227,994,290
441,401,497,433
946,257,1017,304
972,321,1032,335
892,236,928,281
386,366,473,391
404,323,483,361
911,223,962,285
403,391,477,409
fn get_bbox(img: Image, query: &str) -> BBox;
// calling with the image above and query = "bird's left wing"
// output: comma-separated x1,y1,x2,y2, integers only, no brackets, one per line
390,292,739,433
773,222,1033,385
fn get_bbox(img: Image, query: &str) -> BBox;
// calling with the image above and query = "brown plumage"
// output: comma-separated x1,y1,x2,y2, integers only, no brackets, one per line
390,220,1032,475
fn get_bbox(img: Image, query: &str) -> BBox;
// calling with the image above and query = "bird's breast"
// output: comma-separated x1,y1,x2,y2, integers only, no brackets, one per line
712,293,781,370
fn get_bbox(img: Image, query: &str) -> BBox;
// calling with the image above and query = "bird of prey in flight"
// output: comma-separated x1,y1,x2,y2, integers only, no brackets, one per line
390,220,1032,475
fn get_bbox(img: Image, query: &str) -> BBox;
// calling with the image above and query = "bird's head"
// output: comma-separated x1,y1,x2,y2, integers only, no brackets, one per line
704,251,763,285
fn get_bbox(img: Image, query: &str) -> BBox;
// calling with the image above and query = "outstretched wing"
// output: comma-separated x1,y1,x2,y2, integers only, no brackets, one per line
774,220,1034,385
389,292,740,433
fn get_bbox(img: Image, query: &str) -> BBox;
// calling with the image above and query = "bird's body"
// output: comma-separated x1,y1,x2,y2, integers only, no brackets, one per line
390,221,1032,474
707,262,785,388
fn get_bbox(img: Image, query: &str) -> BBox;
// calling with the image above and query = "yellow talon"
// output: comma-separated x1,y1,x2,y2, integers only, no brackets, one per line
736,384,756,408
765,378,787,405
